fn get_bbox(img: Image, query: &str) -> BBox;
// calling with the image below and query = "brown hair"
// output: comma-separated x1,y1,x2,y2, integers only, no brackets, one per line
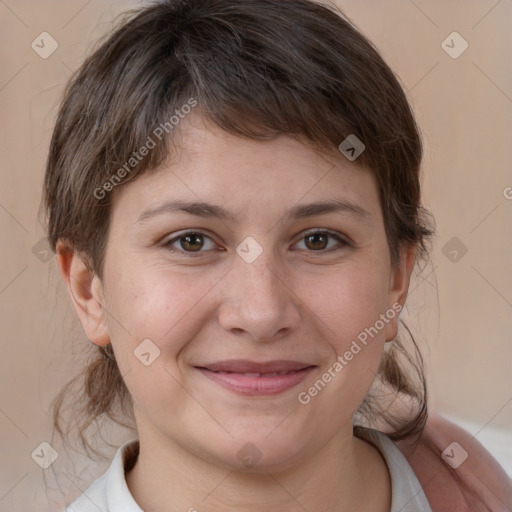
43,0,486,506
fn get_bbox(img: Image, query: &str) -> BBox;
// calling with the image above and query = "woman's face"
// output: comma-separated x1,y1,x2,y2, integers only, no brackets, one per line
95,117,412,471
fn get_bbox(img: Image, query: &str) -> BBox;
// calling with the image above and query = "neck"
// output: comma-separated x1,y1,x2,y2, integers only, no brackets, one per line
125,424,391,512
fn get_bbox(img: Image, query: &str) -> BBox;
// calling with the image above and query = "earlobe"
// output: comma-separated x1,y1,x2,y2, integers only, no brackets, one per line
384,244,416,342
56,241,110,347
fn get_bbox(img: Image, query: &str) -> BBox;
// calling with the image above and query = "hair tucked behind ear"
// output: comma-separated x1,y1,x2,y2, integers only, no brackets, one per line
52,344,135,459
357,319,429,441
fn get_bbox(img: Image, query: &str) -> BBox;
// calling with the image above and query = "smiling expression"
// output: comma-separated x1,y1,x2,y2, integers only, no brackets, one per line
95,116,410,471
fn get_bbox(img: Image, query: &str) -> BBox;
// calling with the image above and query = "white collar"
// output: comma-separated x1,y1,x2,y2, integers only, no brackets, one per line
105,439,142,511
68,428,432,511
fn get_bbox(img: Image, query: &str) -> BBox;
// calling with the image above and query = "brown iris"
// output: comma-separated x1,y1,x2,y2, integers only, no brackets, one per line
180,233,204,252
304,233,328,250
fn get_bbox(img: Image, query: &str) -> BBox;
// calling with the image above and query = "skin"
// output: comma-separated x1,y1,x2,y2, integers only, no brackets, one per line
57,115,416,512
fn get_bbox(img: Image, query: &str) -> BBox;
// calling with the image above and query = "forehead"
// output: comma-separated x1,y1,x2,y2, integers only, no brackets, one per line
111,116,381,223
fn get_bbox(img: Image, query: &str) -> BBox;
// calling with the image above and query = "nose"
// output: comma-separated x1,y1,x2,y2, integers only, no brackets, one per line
218,255,302,342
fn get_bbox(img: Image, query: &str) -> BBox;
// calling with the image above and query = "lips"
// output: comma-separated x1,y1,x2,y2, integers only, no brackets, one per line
195,360,315,396
200,359,312,374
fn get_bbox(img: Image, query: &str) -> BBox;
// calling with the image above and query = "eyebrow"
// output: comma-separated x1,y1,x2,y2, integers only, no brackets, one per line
136,199,370,224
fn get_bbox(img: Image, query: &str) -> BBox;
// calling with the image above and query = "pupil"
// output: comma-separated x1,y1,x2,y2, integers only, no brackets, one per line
306,233,327,250
181,233,203,251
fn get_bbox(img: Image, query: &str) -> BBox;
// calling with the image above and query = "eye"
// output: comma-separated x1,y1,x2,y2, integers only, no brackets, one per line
293,230,349,252
162,231,218,255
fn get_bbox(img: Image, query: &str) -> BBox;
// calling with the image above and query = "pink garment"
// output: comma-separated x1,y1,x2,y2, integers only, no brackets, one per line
396,412,512,511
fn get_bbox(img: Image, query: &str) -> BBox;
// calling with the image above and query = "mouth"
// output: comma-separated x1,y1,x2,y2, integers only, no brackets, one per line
195,360,316,396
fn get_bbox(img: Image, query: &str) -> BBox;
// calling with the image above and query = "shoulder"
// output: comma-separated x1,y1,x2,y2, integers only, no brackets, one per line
396,412,512,512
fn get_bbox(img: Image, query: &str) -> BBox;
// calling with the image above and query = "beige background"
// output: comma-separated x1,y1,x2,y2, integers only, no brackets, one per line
0,0,511,510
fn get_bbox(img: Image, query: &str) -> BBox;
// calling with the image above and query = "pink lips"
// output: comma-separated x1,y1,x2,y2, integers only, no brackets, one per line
196,360,315,396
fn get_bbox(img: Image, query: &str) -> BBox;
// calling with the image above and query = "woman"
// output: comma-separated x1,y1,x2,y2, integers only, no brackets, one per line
43,0,512,510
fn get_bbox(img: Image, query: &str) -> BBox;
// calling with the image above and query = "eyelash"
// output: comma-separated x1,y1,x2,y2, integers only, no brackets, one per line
161,229,350,257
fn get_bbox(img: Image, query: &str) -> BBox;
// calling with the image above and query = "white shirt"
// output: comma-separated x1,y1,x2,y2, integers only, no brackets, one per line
66,427,433,512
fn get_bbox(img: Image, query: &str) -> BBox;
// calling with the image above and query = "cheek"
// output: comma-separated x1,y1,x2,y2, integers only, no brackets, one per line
302,262,391,344
295,261,391,406
102,262,225,364
294,275,390,423
100,268,219,419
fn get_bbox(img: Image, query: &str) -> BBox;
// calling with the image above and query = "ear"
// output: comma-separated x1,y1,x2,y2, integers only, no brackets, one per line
56,240,110,347
384,244,416,342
